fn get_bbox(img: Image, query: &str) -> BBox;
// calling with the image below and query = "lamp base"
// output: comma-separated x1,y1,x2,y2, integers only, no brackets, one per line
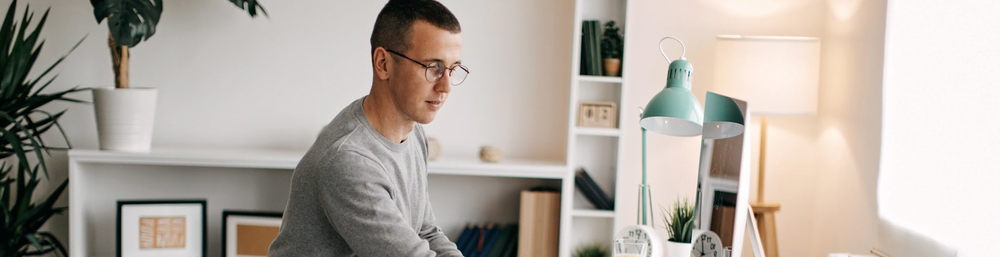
750,202,781,257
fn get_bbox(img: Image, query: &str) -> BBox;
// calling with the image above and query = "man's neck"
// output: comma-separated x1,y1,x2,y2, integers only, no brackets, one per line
362,93,414,144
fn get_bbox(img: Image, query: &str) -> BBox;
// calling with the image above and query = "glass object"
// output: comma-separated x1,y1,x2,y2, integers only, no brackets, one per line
385,49,470,85
614,238,648,257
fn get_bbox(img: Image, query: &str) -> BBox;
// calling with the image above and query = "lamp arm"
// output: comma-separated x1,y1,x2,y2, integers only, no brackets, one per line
641,127,649,226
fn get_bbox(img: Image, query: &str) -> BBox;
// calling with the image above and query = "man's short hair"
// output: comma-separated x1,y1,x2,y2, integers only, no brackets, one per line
370,0,461,56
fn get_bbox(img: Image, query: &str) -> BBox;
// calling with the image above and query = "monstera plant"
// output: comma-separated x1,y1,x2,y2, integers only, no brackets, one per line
87,0,266,151
1,1,86,256
90,0,267,89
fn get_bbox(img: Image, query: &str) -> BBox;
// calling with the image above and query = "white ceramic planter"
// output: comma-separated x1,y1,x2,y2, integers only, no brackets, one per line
666,240,693,257
92,87,157,152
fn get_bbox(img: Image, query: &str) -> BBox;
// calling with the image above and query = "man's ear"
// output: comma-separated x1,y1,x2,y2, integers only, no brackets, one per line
373,47,391,81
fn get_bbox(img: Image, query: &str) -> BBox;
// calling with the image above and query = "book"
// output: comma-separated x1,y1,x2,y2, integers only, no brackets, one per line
460,225,482,256
486,225,517,257
574,168,614,210
473,224,500,257
580,20,604,76
454,224,475,253
518,190,560,257
480,225,510,257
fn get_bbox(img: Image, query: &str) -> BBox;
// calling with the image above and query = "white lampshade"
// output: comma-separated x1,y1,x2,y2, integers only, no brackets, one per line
713,35,821,116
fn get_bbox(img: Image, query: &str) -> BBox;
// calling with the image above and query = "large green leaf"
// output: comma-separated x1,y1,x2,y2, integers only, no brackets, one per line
91,0,163,48
229,0,268,18
91,0,268,48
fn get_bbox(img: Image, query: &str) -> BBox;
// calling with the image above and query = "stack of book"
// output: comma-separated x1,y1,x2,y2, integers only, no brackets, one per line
580,20,603,76
574,168,614,210
455,223,519,257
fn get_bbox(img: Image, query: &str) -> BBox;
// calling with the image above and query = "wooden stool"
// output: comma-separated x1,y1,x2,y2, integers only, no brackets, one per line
751,202,780,257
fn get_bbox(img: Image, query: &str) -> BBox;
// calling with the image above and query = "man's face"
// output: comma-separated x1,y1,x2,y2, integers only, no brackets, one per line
388,20,462,125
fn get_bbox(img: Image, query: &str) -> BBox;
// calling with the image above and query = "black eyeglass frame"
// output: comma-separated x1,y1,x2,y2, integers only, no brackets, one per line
385,49,469,86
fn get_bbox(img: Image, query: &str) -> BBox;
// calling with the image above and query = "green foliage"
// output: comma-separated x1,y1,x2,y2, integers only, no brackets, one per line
660,197,696,243
601,20,623,59
0,1,85,256
573,244,608,257
90,0,268,48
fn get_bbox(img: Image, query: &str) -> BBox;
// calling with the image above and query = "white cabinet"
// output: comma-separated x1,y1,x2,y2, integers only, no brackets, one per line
68,148,565,257
561,0,631,255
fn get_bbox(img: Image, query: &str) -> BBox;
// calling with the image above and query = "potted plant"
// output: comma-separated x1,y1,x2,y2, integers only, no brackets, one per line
88,0,267,152
601,20,624,77
1,1,87,256
573,244,608,257
660,197,695,257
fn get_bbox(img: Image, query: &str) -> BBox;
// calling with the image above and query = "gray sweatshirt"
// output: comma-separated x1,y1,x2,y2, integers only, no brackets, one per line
269,97,462,257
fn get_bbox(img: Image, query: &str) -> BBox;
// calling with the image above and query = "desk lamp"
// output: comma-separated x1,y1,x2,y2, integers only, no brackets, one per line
637,37,703,226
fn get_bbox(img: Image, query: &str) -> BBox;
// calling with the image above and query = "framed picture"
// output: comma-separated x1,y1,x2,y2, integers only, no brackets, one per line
222,210,283,257
117,200,207,257
577,101,618,128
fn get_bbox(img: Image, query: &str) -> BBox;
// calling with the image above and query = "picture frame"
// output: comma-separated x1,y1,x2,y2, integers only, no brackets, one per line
117,199,207,257
577,101,618,128
222,210,284,257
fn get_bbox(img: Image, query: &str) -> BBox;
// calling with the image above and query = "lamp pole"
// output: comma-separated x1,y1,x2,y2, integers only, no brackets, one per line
640,127,650,226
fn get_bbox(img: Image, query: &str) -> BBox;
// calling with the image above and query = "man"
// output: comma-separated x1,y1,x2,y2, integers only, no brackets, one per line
268,0,468,256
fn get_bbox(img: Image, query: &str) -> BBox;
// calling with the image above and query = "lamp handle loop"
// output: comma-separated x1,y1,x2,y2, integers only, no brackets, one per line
658,37,686,63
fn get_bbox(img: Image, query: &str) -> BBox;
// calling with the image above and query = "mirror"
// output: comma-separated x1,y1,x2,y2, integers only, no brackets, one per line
694,92,752,257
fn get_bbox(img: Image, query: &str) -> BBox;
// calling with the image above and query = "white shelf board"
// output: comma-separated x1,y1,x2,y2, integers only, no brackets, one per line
428,157,568,179
68,148,568,179
577,75,623,83
571,209,616,218
68,148,304,170
575,127,621,137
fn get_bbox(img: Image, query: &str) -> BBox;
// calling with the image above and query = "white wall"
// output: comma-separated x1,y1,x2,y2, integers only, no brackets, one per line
620,1,825,257
10,0,573,252
810,0,887,256
879,0,1000,256
12,0,898,255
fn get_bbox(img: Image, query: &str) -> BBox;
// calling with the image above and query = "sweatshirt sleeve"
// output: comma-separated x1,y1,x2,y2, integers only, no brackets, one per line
420,192,463,257
318,151,441,257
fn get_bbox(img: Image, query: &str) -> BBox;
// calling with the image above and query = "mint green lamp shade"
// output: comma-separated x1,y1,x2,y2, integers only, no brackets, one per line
702,91,746,139
640,59,704,137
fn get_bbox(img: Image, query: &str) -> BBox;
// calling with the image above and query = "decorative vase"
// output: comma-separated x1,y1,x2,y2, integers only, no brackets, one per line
479,146,502,163
665,240,692,257
603,58,621,77
428,137,442,161
92,87,158,152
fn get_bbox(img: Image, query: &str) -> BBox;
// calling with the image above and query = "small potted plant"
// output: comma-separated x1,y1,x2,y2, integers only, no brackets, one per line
87,0,266,152
601,20,624,77
1,1,86,255
661,197,695,257
573,244,608,257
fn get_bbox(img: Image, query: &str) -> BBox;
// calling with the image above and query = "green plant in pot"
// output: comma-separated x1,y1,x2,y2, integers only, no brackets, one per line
87,0,267,152
600,20,623,77
1,1,87,256
573,244,608,257
660,197,695,257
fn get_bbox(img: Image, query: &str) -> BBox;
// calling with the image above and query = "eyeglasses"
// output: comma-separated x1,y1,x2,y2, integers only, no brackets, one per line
385,49,470,86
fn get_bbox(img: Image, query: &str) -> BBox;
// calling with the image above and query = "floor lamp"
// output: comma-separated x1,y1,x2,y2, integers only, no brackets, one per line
636,37,705,226
712,35,821,257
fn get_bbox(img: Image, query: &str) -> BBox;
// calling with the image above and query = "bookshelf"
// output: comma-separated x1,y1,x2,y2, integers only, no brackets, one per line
67,148,567,257
561,0,630,255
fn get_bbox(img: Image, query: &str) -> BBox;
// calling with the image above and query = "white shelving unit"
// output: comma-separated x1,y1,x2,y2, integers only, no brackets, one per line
560,0,630,255
68,148,567,257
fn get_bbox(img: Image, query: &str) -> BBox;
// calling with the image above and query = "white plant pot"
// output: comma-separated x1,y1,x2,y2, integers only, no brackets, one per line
666,241,693,257
92,87,157,152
